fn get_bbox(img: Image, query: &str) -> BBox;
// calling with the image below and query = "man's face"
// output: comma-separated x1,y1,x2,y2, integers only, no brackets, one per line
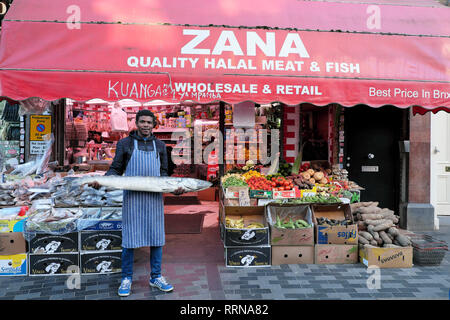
136,115,154,137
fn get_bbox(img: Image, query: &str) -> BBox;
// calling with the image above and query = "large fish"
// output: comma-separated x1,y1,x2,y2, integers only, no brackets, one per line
65,175,212,193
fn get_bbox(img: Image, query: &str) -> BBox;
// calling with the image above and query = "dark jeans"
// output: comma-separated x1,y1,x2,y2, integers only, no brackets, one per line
121,246,163,280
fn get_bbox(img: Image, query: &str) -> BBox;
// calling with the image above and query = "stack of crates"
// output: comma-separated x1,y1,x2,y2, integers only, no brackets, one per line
266,204,315,265
312,204,359,264
219,187,271,267
79,207,122,275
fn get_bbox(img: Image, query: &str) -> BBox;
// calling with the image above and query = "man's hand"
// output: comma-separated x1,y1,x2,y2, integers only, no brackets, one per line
88,181,101,190
172,187,185,196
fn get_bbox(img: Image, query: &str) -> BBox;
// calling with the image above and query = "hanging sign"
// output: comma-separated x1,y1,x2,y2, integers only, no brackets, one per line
29,115,52,141
29,115,52,155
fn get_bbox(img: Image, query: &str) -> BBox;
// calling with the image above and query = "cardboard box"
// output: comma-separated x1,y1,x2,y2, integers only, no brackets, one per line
222,215,269,247
81,220,122,231
0,254,27,276
79,230,122,251
29,233,79,254
265,204,315,246
272,246,314,265
219,201,269,246
315,244,358,264
80,250,122,274
225,246,271,267
359,245,413,268
0,232,26,255
0,218,27,233
312,204,358,245
29,253,80,276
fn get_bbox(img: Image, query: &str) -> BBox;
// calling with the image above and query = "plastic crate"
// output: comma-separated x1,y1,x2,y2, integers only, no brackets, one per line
411,235,448,266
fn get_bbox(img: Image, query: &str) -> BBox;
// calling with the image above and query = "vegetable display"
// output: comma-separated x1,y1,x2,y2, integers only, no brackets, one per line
222,176,247,188
269,176,294,191
247,176,273,191
351,202,411,248
274,214,312,229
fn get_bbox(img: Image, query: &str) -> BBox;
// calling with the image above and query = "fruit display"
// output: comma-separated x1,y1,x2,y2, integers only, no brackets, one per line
246,176,273,191
225,216,264,229
242,170,262,181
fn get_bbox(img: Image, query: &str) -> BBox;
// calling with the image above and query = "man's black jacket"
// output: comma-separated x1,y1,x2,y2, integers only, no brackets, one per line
105,131,169,176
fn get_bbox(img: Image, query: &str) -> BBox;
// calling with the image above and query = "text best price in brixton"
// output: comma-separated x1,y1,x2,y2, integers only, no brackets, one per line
369,87,450,99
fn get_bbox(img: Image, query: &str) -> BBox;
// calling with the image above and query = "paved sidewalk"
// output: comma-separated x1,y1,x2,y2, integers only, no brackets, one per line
0,204,449,300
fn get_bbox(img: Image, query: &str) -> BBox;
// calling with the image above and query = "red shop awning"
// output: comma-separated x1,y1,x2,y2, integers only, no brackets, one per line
0,0,449,111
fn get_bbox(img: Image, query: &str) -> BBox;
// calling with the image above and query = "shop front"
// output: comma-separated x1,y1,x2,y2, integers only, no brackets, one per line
0,0,449,273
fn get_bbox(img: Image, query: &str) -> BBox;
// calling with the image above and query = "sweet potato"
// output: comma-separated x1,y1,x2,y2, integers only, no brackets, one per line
358,236,369,245
379,231,392,244
373,221,394,232
387,227,399,237
359,231,374,241
361,213,385,221
367,225,380,241
395,234,411,247
370,240,379,246
364,219,392,226
359,206,382,215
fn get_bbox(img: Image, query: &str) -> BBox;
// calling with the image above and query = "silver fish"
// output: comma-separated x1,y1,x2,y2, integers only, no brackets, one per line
65,175,212,193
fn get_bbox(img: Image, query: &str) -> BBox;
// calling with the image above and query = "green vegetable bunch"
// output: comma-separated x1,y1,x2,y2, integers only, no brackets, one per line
222,176,248,188
274,215,312,229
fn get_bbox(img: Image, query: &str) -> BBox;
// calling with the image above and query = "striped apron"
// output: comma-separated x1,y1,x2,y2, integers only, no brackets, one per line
122,138,165,248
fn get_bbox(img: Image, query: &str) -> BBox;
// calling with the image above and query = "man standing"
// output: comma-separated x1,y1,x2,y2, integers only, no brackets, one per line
90,109,183,297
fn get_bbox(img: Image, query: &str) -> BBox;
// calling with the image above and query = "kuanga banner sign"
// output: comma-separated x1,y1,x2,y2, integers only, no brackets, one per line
0,22,449,108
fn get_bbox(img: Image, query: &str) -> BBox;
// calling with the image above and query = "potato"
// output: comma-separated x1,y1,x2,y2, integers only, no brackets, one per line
301,172,311,180
314,171,324,181
309,178,316,184
307,169,315,176
319,178,328,184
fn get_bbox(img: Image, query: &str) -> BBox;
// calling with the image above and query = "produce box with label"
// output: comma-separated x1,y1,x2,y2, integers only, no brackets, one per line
359,245,413,268
0,254,27,276
312,204,358,245
80,250,122,274
29,232,79,254
29,252,80,276
265,204,315,246
219,201,269,247
225,245,271,267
